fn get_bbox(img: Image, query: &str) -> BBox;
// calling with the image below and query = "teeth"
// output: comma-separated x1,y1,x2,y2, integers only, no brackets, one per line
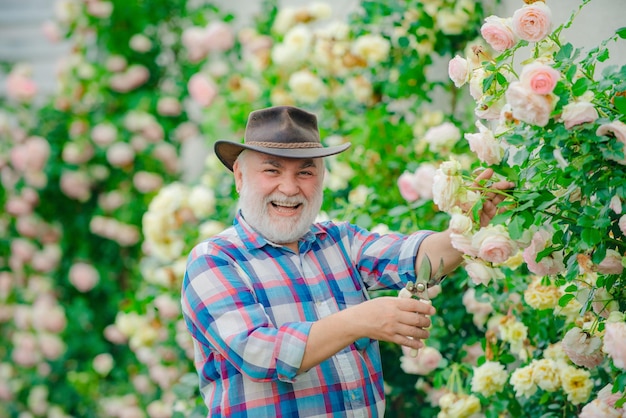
273,202,299,207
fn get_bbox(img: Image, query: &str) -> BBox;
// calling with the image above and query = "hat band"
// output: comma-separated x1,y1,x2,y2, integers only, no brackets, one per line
246,141,323,149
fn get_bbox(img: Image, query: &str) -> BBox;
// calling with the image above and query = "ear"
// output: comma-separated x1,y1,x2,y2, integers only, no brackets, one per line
233,159,243,193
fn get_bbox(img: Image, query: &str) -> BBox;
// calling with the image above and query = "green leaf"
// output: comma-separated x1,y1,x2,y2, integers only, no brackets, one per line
581,227,603,247
617,26,626,39
597,48,610,63
558,293,576,307
572,77,590,97
614,96,626,116
556,43,573,61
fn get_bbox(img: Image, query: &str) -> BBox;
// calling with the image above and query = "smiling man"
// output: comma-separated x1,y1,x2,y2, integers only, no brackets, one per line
181,105,512,417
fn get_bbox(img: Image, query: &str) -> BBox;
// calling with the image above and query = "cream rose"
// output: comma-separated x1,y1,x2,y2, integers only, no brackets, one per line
472,224,517,264
471,361,508,397
448,55,470,88
561,99,598,129
505,81,555,127
464,120,504,165
596,120,626,165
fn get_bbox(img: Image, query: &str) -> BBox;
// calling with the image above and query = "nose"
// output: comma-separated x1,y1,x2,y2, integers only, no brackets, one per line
277,176,300,196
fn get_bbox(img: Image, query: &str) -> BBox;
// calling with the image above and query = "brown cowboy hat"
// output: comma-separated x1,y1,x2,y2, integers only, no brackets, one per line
214,105,351,171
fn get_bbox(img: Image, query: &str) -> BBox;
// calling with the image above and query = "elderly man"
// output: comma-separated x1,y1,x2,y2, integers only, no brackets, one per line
181,105,512,417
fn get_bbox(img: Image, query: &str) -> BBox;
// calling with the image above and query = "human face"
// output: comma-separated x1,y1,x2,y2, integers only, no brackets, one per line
233,150,324,249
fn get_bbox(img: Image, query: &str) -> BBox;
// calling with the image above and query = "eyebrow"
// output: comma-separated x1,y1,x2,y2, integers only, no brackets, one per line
260,158,318,169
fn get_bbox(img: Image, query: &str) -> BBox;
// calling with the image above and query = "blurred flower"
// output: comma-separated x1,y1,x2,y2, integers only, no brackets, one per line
470,361,508,397
437,392,481,418
400,345,442,375
448,55,470,88
188,73,218,107
287,70,327,104
93,353,114,376
69,262,100,292
423,122,461,153
603,319,626,370
129,34,152,53
5,64,38,102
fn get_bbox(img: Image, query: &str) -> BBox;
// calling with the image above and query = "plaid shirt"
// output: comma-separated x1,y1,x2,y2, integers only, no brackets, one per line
182,211,431,417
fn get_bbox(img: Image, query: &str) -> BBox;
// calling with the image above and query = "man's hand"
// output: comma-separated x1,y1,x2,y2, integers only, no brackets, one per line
352,297,436,351
473,168,515,227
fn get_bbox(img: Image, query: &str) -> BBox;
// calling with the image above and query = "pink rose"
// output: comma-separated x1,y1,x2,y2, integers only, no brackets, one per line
397,164,437,202
5,67,38,102
182,26,211,62
522,228,565,276
619,215,626,235
109,65,149,93
472,224,517,264
157,97,182,116
512,1,552,43
519,62,560,95
133,171,163,193
505,81,555,127
60,170,92,202
188,73,218,107
400,346,443,375
41,21,61,43
91,123,117,146
596,249,624,275
398,172,419,202
106,142,135,167
205,21,235,52
69,262,100,292
561,327,604,368
603,321,626,369
481,16,517,52
596,120,626,165
448,55,470,87
10,136,51,172
561,100,598,129
450,232,478,257
610,196,622,215
38,333,66,360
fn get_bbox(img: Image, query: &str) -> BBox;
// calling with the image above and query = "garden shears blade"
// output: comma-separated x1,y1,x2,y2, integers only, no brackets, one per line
404,256,446,301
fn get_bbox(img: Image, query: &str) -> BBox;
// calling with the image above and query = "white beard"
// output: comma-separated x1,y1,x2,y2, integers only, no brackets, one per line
238,182,323,245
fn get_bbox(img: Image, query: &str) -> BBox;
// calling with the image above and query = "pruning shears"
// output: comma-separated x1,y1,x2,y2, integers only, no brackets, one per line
403,256,446,301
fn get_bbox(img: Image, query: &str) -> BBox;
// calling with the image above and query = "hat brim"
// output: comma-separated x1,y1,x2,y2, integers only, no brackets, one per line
214,140,351,171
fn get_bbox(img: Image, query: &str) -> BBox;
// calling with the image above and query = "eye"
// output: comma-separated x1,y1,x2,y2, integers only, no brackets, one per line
299,170,314,177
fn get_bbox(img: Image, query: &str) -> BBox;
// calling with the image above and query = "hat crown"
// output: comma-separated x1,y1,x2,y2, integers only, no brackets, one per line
245,106,321,149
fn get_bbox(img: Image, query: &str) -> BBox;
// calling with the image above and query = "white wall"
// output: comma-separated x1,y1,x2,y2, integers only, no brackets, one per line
1,0,623,97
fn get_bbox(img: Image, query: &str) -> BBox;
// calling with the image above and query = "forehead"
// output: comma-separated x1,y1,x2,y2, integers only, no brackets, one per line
248,151,322,168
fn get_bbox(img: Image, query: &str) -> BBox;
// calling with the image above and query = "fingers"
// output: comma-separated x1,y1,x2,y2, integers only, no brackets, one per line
397,297,436,316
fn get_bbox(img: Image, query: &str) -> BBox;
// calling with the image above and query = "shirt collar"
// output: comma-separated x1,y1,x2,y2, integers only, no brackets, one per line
234,210,326,252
